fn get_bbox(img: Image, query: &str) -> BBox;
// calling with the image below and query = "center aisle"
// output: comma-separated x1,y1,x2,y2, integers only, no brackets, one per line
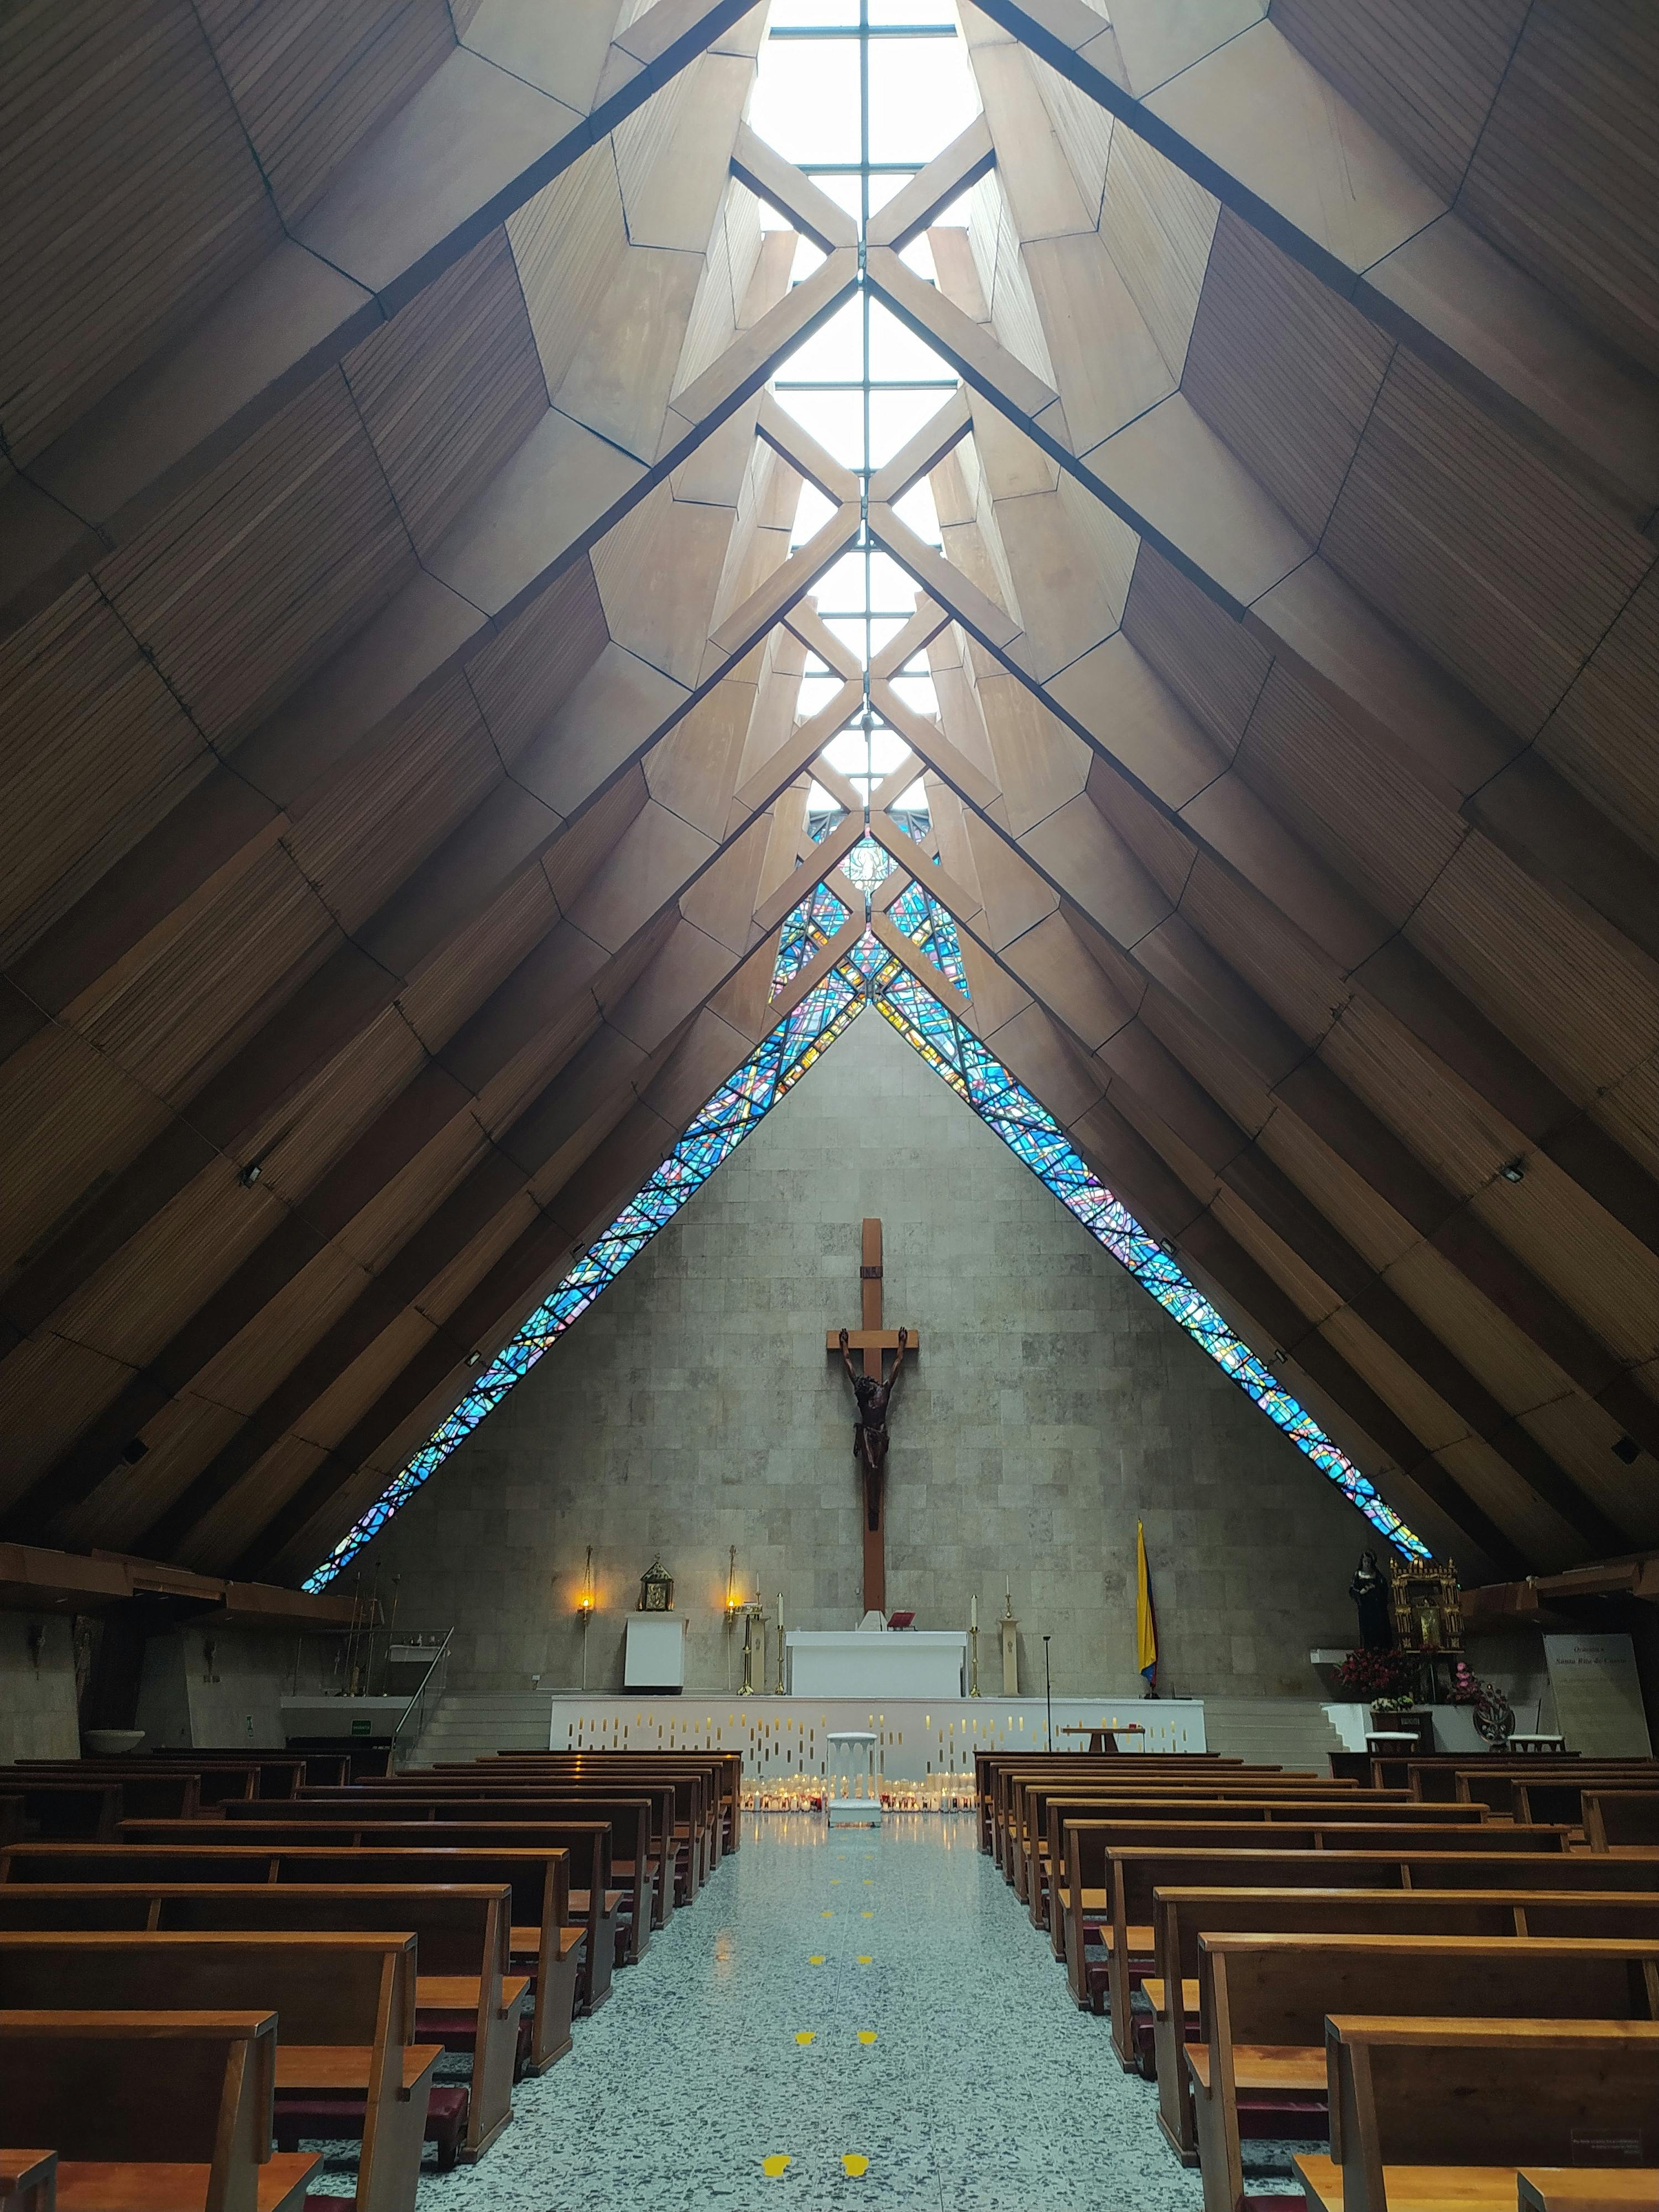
419,1812,1207,2211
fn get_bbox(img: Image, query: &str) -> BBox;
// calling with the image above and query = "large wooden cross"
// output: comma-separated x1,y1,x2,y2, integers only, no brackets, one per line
826,1217,919,1616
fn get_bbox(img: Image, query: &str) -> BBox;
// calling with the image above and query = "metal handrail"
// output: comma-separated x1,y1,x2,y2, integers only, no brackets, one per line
390,1629,453,1770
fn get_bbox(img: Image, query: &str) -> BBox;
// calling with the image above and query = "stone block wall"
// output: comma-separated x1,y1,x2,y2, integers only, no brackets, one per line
358,1010,1383,1697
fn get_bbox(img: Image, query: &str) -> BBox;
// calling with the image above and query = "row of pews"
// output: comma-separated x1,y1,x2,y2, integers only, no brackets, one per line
977,1746,1659,2212
0,1746,740,2212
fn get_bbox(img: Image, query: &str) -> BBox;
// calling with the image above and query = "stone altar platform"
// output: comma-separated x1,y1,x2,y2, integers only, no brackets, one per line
786,1627,967,1699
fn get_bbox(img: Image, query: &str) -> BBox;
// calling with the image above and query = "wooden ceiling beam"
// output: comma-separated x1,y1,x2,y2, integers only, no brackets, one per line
0,475,863,1371
966,1,1659,520
3,257,856,1059
0,0,761,640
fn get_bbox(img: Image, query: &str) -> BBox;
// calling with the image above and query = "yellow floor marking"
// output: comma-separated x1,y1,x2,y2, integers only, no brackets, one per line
841,2154,870,2177
859,1910,874,1918
821,1908,833,1917
808,1954,827,1965
762,2154,791,2178
856,1954,873,1965
794,2030,816,2046
857,2029,878,2046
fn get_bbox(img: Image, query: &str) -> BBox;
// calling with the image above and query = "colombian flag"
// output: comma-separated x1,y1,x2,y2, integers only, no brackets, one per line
1135,1519,1159,1695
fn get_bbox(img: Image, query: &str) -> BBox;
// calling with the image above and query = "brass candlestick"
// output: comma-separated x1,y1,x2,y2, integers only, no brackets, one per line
969,1621,980,1697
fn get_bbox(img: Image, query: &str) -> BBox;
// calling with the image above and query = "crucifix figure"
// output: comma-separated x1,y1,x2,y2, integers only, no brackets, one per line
826,1218,919,1616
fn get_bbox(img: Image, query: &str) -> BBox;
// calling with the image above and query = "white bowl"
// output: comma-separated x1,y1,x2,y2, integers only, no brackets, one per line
82,1728,145,1756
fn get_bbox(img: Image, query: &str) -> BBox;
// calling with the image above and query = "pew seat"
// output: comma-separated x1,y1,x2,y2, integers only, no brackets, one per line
1517,2172,1659,2210
0,2011,320,2212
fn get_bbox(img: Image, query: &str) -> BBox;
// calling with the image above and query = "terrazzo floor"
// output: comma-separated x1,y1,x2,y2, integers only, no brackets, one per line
308,1813,1227,2210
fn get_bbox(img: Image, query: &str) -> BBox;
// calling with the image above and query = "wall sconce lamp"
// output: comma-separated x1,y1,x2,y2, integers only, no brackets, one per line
576,1544,595,1623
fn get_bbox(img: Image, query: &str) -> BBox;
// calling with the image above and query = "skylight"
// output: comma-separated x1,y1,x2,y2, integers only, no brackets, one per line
759,1,974,806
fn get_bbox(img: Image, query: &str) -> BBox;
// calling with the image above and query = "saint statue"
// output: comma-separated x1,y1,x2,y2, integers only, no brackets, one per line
1349,1548,1394,1652
839,1326,909,1533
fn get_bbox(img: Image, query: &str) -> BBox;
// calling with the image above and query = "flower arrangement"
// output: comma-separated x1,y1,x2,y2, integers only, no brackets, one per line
1445,1658,1483,1707
1333,1647,1416,1702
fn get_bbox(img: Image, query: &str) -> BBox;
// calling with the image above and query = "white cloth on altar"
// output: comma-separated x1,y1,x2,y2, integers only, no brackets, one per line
786,1627,967,1698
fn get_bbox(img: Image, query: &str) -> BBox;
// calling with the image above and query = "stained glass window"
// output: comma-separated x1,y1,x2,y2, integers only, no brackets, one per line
308,863,1426,1590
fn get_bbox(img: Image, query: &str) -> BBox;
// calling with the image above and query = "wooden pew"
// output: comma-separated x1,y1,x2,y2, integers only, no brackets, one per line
1045,1814,1562,1958
238,1795,654,1962
1147,1887,1659,2164
450,1764,717,1895
978,1755,1258,1865
1057,1818,1578,1999
0,2152,54,2212
0,1882,521,2162
1411,1760,1659,1807
1296,2017,1659,2212
482,1752,742,1864
113,1823,589,2058
1587,1794,1659,1854
1077,1843,1659,2062
314,1780,679,1926
0,2009,319,2212
1027,1794,1489,1928
1002,1772,1370,1894
0,1932,436,2212
1186,1936,1659,2212
987,1760,1308,1872
2,1837,590,2061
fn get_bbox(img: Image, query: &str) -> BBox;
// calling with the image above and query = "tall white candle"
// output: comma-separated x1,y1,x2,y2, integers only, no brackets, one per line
971,1593,977,1629
777,1592,784,1634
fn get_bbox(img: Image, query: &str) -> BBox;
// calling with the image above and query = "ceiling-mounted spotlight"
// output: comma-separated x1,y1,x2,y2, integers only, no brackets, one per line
1498,1159,1526,1185
1157,1238,1176,1258
1611,1434,1640,1465
239,1160,262,1187
466,1349,483,1367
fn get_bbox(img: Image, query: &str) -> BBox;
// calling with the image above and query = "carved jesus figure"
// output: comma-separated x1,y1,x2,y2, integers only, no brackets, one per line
839,1326,909,1532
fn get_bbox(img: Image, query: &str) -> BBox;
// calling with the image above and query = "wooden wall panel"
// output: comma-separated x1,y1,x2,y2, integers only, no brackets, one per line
1317,998,1517,1198
1180,208,1393,541
1457,0,1659,372
1405,832,1659,1103
398,873,567,1054
0,0,279,465
53,1394,252,1553
1519,1392,1659,1545
0,582,211,966
0,1332,148,1512
0,1026,173,1281
243,1009,427,1209
1321,351,1655,737
465,557,613,768
30,1155,286,1378
1097,121,1218,382
1175,857,1344,1046
343,229,551,560
95,373,418,749
1269,0,1527,202
1593,1057,1659,1188
505,140,629,399
285,677,500,935
1120,541,1270,757
1234,664,1465,926
195,0,455,226
1536,566,1659,863
1467,1161,1659,1373
71,843,337,1108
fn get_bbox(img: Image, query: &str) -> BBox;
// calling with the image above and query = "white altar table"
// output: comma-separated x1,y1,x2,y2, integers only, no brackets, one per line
785,1628,967,1699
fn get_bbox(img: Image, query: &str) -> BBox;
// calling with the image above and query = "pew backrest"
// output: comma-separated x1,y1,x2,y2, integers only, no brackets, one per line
0,2008,279,2212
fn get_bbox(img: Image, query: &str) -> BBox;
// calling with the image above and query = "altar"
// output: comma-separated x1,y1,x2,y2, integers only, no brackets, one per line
786,1627,967,1699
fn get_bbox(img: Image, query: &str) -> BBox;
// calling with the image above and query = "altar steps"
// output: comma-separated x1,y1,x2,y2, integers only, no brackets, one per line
404,1690,555,1766
1201,1695,1346,1772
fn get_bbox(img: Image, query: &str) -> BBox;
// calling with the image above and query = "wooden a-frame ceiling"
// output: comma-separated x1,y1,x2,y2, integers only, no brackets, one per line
2,0,1658,1589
